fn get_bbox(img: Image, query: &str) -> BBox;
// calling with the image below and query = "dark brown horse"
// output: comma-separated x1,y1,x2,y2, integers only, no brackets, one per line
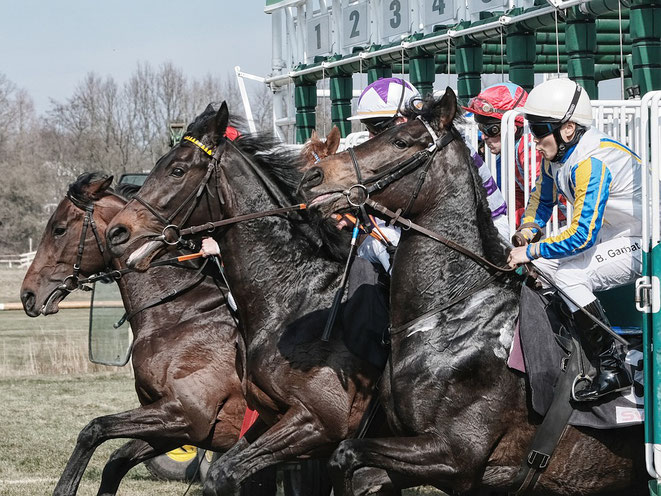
105,103,392,495
301,127,341,168
21,173,250,495
299,89,647,495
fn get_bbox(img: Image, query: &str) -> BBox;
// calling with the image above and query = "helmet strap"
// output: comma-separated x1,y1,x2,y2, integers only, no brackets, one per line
560,84,583,124
551,124,587,162
515,126,524,141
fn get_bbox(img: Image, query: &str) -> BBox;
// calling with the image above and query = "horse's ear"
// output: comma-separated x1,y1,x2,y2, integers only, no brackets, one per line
438,87,457,129
86,175,114,200
212,101,229,145
326,127,341,155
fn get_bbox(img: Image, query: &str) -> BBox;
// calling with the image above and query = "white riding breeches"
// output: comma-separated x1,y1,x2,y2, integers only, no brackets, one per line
358,224,401,274
532,234,643,312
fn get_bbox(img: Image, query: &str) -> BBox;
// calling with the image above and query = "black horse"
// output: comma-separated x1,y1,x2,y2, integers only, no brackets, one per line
106,103,392,495
299,89,647,495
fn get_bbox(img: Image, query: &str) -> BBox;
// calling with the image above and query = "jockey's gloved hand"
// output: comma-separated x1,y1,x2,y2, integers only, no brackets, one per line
512,223,543,247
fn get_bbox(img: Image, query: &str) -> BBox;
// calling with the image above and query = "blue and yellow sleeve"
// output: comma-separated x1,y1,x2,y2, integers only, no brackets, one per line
521,159,556,231
527,157,612,260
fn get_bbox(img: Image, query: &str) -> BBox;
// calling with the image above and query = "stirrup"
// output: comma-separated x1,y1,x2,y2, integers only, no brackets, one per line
571,373,593,402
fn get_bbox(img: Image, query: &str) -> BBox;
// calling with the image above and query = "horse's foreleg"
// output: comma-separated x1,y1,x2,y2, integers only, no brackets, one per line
96,439,173,496
329,436,473,496
203,408,334,496
53,401,191,496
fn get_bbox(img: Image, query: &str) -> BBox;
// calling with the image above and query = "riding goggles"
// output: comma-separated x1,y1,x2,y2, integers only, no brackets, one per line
467,97,505,116
529,121,562,139
477,122,501,138
363,117,397,136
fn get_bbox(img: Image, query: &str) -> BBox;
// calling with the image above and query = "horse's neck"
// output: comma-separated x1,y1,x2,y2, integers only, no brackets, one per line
220,190,338,344
389,172,501,329
113,264,218,336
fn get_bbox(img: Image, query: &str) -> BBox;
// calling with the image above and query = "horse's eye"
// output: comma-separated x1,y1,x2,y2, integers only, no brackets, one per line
170,167,185,178
53,226,66,237
392,139,409,149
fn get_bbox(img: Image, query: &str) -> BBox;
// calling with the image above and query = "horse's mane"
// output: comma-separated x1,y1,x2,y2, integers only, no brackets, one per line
234,133,305,199
233,133,351,261
115,182,140,200
462,147,509,266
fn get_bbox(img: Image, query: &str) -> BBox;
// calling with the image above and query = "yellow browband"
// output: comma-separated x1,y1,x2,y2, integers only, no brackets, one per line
183,135,214,156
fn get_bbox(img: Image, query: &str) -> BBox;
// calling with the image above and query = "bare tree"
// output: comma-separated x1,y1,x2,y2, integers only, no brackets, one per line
0,63,282,251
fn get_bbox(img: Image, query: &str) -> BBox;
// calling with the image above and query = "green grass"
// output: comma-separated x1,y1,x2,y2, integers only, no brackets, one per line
0,373,198,496
0,267,443,495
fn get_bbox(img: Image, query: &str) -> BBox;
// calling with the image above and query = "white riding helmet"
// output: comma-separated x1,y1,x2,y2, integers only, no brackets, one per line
348,77,420,121
523,78,593,127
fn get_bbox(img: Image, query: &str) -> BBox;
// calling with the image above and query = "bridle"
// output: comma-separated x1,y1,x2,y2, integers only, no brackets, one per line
344,116,459,222
130,135,226,247
40,192,117,311
129,134,309,249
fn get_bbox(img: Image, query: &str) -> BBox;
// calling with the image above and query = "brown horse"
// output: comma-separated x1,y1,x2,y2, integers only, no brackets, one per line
105,103,394,495
301,127,341,168
299,89,647,495
21,173,252,496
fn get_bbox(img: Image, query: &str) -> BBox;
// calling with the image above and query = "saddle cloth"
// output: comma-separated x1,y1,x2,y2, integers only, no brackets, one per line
509,285,643,429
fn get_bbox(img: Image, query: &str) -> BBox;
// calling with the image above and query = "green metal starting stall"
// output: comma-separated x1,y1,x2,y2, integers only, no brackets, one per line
257,0,661,492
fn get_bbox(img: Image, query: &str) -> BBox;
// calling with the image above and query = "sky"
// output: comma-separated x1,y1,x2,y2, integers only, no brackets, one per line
0,1,274,114
0,0,623,117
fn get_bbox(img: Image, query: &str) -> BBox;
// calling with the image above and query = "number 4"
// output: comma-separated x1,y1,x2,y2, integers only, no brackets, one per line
433,0,445,15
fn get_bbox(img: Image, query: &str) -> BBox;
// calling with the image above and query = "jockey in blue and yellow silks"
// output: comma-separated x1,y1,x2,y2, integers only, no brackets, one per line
508,78,641,402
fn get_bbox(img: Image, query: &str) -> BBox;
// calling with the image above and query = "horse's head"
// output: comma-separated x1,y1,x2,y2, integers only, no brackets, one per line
20,172,122,316
301,127,341,169
107,102,232,270
300,88,462,219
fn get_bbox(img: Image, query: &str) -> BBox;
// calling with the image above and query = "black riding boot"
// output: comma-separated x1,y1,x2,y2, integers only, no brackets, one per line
572,300,632,402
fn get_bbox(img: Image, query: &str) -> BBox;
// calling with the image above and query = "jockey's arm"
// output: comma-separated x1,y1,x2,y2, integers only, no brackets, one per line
526,157,611,260
516,160,557,243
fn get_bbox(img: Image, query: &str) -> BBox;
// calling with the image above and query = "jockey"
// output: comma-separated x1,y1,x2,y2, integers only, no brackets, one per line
464,82,542,224
347,78,510,273
508,78,641,401
345,77,418,273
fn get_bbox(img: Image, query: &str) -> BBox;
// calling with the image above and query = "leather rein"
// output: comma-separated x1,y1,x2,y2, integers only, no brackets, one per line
341,117,517,336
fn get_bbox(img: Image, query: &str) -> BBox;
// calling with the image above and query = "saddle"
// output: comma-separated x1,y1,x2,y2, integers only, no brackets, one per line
508,285,643,493
514,285,643,428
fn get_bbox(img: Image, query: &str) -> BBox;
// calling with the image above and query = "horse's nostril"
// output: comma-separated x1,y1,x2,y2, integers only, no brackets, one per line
21,290,36,313
301,167,324,190
108,224,130,246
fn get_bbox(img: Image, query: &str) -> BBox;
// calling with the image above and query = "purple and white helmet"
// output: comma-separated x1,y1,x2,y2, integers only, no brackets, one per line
348,77,420,121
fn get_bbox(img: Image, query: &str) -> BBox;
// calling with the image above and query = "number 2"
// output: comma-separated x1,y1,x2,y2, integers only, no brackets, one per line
349,10,360,38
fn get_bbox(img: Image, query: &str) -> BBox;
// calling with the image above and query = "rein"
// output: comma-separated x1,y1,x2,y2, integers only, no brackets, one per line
366,197,515,275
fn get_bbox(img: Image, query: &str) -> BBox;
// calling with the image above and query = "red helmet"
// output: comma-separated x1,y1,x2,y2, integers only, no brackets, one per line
464,83,528,127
